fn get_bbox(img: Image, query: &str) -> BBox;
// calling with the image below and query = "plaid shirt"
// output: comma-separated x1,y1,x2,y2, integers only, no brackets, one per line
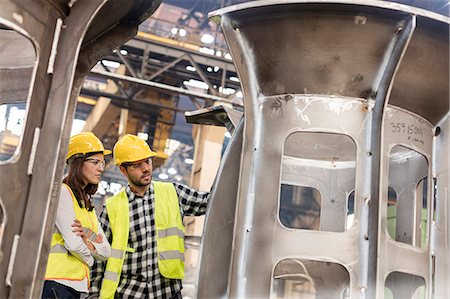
90,182,209,299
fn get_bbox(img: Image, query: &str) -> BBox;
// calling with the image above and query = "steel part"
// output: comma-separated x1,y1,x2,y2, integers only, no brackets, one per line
0,0,162,297
185,105,243,133
196,118,244,298
367,15,416,297
198,1,449,298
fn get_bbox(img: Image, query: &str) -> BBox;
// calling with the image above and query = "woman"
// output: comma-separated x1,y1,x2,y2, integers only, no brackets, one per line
42,132,111,299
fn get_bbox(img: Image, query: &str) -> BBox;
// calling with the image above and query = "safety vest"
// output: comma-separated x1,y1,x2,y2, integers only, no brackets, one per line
100,181,185,299
45,184,99,286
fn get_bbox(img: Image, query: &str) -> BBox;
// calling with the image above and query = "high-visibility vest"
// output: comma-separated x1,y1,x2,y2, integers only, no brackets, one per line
45,184,99,286
100,181,185,299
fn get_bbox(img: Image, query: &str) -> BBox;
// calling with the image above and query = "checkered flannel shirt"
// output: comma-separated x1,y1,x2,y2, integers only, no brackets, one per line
90,182,209,299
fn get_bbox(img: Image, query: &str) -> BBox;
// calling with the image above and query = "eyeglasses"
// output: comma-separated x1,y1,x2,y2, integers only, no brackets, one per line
85,158,106,169
123,158,152,170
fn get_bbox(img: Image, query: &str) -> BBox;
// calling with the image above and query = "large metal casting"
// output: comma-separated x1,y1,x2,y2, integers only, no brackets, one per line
197,1,449,298
0,0,160,297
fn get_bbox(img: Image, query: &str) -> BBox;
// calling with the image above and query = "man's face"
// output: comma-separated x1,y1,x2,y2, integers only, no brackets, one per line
122,158,153,187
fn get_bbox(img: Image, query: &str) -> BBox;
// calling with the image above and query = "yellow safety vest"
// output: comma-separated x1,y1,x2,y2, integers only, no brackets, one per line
100,181,185,299
45,184,99,286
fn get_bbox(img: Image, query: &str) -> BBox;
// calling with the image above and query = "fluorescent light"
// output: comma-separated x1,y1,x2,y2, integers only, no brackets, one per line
102,60,121,69
171,27,178,35
110,182,123,194
186,65,196,72
219,86,235,95
164,138,181,156
215,50,222,57
213,66,220,72
120,49,128,55
224,53,232,60
229,76,240,82
201,33,214,44
224,131,231,138
183,79,209,90
98,181,107,195
137,132,149,141
184,158,194,165
206,67,213,72
179,28,187,37
168,167,177,175
158,173,169,180
236,91,243,98
199,47,215,55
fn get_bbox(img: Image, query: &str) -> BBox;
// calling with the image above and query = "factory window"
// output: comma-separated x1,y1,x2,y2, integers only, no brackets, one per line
271,259,350,298
280,132,356,232
384,272,425,299
387,145,429,248
0,25,36,163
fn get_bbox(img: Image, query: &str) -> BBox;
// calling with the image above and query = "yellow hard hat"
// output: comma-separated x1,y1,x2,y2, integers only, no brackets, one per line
113,134,157,165
66,132,112,161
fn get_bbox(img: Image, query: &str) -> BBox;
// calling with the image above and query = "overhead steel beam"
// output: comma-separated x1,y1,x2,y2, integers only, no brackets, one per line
88,69,243,106
81,88,189,113
130,32,236,72
146,53,187,81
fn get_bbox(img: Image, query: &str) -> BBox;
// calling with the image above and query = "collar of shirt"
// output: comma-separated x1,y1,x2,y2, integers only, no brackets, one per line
125,185,152,202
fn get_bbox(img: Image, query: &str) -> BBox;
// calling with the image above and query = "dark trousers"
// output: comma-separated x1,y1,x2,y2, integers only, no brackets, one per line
42,280,81,299
171,291,182,299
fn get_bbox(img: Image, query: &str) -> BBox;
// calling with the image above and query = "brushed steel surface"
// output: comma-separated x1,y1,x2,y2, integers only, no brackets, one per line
197,1,449,297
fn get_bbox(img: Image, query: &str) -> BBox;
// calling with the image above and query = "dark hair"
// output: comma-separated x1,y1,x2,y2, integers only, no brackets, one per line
63,152,100,211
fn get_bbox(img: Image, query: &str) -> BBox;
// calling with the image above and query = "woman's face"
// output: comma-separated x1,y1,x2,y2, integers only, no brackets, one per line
82,153,105,185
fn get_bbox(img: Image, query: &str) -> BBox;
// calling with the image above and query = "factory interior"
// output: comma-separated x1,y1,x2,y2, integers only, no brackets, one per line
1,0,450,298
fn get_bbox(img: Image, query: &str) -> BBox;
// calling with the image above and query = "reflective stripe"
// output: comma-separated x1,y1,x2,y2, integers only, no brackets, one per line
159,251,185,262
158,227,185,239
110,248,124,259
82,227,97,242
104,270,119,282
50,244,68,254
54,226,96,241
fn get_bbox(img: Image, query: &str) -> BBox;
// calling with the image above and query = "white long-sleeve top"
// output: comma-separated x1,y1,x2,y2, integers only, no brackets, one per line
49,184,111,293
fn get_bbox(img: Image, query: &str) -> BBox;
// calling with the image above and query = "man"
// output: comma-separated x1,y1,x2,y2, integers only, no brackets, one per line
90,134,210,299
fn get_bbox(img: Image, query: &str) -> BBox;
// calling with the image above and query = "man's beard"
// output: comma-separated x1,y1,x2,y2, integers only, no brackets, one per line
130,172,151,187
